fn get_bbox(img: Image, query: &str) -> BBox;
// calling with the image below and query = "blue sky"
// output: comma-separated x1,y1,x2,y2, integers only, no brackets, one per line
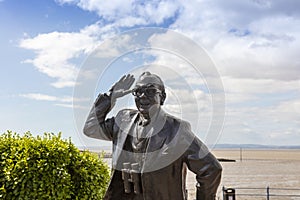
1,0,299,147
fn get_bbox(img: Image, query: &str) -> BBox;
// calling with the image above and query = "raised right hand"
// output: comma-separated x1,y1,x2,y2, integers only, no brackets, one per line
110,74,135,102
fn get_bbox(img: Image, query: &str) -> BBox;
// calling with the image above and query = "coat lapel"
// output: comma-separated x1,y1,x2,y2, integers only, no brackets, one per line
111,111,138,169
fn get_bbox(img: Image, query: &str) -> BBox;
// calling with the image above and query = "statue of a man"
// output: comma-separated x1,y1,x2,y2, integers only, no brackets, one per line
83,72,222,200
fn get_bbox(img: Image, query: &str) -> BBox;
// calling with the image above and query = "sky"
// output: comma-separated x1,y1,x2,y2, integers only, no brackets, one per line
0,0,299,148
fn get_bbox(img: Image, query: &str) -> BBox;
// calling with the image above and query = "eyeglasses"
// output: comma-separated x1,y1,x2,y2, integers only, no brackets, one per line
132,86,161,97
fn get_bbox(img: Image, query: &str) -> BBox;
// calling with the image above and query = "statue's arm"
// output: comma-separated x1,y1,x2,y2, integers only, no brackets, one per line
184,130,222,199
83,74,135,141
83,93,115,141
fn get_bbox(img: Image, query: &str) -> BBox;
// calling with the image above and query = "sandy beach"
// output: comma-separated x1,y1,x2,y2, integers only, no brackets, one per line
102,149,300,199
186,149,300,200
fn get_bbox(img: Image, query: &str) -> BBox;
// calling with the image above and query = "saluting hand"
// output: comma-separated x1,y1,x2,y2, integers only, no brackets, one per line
110,74,135,102
94,74,135,107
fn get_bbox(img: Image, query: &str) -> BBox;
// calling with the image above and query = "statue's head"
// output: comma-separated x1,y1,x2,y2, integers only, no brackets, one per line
132,72,166,115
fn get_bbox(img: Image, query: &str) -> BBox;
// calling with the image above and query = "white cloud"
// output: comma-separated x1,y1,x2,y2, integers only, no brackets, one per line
21,93,59,101
146,30,223,94
20,93,89,103
210,17,300,81
221,95,300,145
77,0,134,21
168,1,300,82
55,0,75,5
93,34,135,58
225,93,258,104
19,23,117,88
19,0,300,145
54,103,89,109
116,16,147,27
271,99,300,119
56,0,181,26
226,113,297,143
24,1,300,86
222,77,300,94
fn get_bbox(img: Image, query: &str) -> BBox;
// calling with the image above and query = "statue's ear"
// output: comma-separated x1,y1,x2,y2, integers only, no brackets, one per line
160,91,166,105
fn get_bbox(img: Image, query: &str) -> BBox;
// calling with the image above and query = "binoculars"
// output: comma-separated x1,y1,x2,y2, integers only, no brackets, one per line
121,162,142,194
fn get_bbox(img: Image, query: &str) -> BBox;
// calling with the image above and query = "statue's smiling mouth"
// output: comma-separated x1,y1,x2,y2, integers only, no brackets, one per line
140,102,150,106
139,103,151,109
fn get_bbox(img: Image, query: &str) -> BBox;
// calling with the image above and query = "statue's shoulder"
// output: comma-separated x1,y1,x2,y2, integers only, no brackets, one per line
165,112,191,128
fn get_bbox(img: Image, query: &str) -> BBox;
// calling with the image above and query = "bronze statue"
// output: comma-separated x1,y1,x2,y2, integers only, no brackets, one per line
83,72,222,200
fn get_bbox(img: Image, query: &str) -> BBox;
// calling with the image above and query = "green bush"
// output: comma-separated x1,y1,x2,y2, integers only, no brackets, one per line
0,131,110,200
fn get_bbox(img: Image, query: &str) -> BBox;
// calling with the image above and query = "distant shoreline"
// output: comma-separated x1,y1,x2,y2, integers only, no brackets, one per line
77,144,300,152
212,144,300,150
80,148,300,161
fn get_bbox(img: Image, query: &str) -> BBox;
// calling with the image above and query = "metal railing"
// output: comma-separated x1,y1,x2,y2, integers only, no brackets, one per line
223,186,300,199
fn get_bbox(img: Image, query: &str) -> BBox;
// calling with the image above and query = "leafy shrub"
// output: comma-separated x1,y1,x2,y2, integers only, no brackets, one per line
0,131,110,200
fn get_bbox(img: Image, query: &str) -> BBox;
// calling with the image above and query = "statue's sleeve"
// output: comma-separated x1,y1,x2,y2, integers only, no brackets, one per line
184,126,222,200
83,93,116,141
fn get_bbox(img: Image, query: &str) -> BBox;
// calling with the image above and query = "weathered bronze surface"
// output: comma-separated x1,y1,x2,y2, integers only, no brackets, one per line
84,72,222,200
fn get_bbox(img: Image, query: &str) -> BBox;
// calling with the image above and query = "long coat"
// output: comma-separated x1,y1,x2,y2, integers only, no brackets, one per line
83,94,222,200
